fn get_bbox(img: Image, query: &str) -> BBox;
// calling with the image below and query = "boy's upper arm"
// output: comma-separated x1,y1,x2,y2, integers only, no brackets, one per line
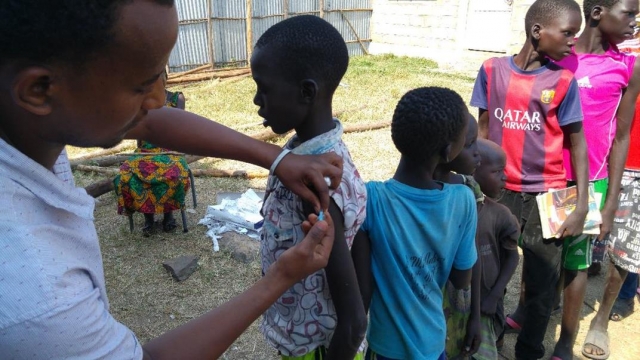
557,78,584,127
470,64,489,110
453,190,478,271
324,200,363,309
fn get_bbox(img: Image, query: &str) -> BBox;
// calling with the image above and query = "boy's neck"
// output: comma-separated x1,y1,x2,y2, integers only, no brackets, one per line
433,166,465,185
294,104,335,143
513,42,548,71
574,27,611,55
393,156,442,190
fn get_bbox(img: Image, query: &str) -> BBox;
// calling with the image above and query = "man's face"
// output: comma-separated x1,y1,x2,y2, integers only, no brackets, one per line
599,0,639,45
537,9,582,61
46,1,178,149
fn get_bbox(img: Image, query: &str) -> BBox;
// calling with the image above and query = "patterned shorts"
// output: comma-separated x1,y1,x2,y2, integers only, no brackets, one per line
609,170,640,273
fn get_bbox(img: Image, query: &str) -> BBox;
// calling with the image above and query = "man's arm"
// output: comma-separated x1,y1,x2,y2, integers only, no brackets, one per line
126,107,343,211
558,122,589,237
143,213,335,360
478,109,489,139
324,202,367,359
600,62,640,239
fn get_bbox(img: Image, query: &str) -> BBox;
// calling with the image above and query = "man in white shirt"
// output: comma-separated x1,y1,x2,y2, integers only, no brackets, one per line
0,1,342,358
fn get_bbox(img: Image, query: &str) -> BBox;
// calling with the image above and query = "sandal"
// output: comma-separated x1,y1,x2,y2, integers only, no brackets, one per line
582,328,610,359
609,297,634,322
504,315,522,334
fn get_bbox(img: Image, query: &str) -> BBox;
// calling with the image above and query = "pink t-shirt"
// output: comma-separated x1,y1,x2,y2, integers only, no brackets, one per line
557,47,636,181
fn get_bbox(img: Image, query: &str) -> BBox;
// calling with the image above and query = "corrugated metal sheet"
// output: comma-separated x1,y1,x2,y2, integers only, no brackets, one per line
252,0,284,48
169,0,371,71
211,0,247,65
289,0,319,15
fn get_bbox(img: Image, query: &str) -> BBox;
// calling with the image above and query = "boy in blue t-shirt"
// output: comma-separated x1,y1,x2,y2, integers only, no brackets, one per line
352,87,478,360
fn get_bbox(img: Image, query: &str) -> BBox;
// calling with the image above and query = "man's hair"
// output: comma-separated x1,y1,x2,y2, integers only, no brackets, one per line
0,0,174,66
255,15,349,92
583,0,621,20
525,0,581,35
391,87,467,164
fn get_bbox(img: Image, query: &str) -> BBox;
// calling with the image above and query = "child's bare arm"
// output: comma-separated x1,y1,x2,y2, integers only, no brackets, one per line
449,267,473,290
481,247,518,315
351,229,373,313
478,109,489,139
559,122,589,237
601,61,640,239
325,201,367,359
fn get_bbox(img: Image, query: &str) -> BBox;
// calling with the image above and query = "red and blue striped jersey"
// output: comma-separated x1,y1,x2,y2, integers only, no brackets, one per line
471,56,583,192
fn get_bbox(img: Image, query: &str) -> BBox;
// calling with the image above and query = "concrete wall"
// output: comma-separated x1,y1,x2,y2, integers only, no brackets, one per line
369,0,536,73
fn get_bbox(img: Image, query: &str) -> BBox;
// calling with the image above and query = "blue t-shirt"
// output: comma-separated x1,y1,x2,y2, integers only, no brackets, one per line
361,180,478,360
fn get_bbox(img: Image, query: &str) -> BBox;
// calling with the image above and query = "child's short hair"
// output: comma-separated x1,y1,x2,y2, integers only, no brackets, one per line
525,0,581,35
0,0,175,66
255,15,348,92
391,87,467,163
583,0,621,20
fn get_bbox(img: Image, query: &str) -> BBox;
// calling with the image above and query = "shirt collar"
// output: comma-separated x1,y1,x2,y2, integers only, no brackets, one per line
286,119,343,155
0,138,95,220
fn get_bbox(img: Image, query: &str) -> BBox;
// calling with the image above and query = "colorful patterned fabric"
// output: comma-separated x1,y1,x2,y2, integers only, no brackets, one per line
114,91,191,215
471,56,583,193
260,119,367,357
443,280,471,359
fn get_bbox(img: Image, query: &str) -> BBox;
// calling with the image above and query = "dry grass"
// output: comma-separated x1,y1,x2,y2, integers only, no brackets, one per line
70,54,639,359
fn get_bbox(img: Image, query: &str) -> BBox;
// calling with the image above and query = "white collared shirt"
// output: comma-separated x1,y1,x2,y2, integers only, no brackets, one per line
0,139,142,359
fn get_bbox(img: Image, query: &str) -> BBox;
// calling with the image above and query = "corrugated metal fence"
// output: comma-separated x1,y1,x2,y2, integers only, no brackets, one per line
168,0,372,72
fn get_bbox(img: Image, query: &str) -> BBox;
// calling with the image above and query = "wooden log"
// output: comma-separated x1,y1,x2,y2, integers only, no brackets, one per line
69,143,134,166
76,165,120,176
85,178,114,198
167,64,212,79
167,68,251,84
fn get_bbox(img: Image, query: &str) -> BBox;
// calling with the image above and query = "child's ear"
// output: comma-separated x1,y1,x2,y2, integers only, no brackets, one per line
531,23,542,41
590,6,603,22
440,143,452,164
12,67,54,116
300,79,318,104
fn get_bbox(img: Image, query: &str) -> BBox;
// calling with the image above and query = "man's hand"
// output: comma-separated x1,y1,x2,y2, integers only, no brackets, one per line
462,313,481,356
557,210,587,238
269,213,335,284
481,295,499,316
274,153,343,213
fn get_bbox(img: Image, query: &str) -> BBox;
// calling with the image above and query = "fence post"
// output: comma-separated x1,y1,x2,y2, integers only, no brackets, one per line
246,0,252,65
207,0,216,68
319,0,324,18
283,0,289,18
